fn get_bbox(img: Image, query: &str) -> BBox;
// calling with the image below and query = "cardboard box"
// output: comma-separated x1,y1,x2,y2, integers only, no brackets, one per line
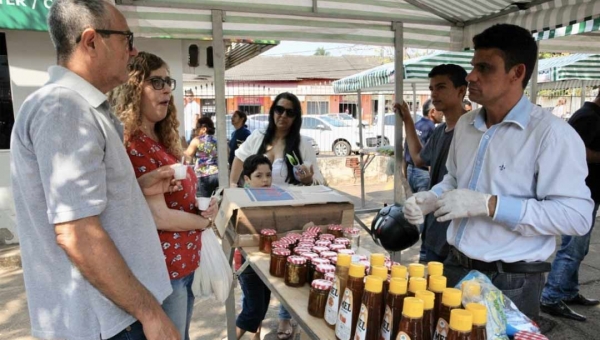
215,185,354,248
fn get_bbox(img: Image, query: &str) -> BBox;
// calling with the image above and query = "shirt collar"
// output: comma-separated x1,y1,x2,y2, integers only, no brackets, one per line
473,95,531,131
47,65,107,109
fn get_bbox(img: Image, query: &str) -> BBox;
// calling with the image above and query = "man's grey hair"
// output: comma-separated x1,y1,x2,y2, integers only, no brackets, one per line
422,99,434,117
48,0,110,63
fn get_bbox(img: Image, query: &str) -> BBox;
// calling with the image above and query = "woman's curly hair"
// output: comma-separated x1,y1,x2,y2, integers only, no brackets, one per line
110,51,182,159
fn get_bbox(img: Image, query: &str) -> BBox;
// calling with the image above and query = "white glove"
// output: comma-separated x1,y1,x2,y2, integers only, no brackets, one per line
403,191,439,225
434,189,492,222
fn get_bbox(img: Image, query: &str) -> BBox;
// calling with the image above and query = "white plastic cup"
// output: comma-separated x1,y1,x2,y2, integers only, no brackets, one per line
170,163,187,180
196,197,211,211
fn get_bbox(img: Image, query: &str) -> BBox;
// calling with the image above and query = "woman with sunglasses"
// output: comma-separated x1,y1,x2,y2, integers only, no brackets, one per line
111,52,217,340
229,92,324,340
184,117,219,198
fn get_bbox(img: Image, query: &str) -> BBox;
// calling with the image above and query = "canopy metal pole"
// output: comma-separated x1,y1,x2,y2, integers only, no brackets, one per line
212,10,229,190
378,92,385,145
581,80,587,107
357,90,365,208
393,21,405,206
412,82,417,120
530,42,539,104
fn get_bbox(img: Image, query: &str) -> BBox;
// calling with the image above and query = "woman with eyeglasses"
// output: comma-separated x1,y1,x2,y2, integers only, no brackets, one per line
229,92,324,340
184,117,219,198
111,51,217,340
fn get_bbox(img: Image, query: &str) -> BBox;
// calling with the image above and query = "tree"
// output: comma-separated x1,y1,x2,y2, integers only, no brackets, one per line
314,47,330,56
539,52,570,59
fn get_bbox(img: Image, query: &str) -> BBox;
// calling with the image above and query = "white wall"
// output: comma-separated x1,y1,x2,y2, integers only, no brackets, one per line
0,31,191,244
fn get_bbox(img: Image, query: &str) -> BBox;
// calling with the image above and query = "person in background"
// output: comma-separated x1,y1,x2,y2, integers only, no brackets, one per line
229,110,251,166
463,99,472,111
10,1,180,339
184,95,200,142
540,90,600,322
230,92,324,339
235,154,274,340
403,24,593,319
397,64,468,264
185,117,219,198
112,51,217,340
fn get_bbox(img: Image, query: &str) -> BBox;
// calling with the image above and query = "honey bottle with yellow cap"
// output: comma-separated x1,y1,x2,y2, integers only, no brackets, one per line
465,303,487,340
370,253,385,274
433,288,462,340
447,309,473,340
396,297,424,340
335,263,366,340
371,265,389,322
407,277,427,297
380,277,407,340
354,276,384,340
427,261,443,280
408,263,425,279
391,264,407,280
428,275,447,324
325,253,352,328
415,290,435,340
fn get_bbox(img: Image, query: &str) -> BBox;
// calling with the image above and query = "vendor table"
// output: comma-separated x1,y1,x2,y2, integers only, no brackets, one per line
224,246,337,340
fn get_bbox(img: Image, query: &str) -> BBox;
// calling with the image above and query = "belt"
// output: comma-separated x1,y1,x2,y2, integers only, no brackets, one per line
450,247,551,274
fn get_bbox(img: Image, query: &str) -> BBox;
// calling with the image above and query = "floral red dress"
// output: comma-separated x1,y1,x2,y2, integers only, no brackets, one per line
127,132,202,280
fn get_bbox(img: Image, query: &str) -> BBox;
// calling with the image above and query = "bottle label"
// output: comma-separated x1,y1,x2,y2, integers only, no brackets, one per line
354,303,368,340
380,305,393,340
324,277,340,325
433,317,449,340
396,331,411,340
335,288,354,340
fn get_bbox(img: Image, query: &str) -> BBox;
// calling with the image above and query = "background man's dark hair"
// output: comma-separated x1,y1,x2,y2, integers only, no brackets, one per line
428,64,468,88
473,24,538,89
422,99,435,116
48,0,109,64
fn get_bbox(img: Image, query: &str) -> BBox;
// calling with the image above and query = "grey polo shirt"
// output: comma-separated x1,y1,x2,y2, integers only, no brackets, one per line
10,66,172,339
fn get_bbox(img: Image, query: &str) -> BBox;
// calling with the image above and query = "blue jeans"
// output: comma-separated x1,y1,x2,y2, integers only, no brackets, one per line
162,273,195,340
541,203,599,304
279,305,291,320
107,321,146,340
407,164,430,262
237,265,271,332
197,173,219,198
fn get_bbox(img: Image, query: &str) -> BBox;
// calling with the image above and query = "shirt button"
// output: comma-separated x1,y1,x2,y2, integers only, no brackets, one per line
126,326,132,332
484,135,490,140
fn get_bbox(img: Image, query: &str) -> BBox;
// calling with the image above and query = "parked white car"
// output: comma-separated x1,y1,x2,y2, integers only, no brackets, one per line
369,112,423,147
301,115,374,156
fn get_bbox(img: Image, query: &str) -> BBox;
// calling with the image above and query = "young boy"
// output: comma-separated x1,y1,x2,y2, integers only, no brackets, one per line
236,154,273,340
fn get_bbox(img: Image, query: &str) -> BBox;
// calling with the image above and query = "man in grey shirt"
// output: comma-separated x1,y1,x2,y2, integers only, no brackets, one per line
10,1,179,339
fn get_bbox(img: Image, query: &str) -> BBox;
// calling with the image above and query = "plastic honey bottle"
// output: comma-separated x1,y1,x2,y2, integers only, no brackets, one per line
428,275,447,324
465,303,487,340
408,263,425,279
415,290,435,340
380,277,407,340
447,309,473,340
370,253,385,274
396,297,424,340
354,276,384,340
391,264,407,279
427,261,443,280
407,277,427,297
433,288,462,340
371,265,389,322
335,263,366,340
325,253,352,328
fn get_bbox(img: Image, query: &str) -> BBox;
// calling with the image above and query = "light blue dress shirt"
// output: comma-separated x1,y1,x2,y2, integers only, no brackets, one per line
431,95,594,263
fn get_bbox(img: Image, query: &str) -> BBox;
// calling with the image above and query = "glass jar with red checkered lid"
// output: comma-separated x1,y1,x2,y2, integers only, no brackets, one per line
270,248,291,277
343,227,361,250
284,255,308,287
313,262,336,282
259,228,277,254
327,224,344,238
308,279,333,318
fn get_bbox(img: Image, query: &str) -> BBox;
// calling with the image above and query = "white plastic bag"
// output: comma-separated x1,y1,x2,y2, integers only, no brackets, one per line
192,228,233,303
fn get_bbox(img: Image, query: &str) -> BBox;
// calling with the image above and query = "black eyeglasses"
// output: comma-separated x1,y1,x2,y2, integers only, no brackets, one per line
76,29,134,51
274,105,297,118
147,77,176,91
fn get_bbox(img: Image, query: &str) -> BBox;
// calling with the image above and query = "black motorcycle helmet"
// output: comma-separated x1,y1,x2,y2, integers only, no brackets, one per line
371,204,420,252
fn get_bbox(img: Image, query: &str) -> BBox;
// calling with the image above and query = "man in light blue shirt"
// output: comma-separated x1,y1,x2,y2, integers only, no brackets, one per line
403,24,594,319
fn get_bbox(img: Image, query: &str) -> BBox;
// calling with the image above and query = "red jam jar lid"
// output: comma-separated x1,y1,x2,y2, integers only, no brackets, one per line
321,251,337,258
287,255,308,264
316,263,336,273
327,224,343,231
260,229,277,236
330,244,346,251
325,272,335,281
272,249,291,256
334,237,350,245
343,227,360,235
315,240,331,247
300,252,319,260
312,279,333,290
338,249,355,255
319,234,336,241
312,258,330,266
312,246,330,254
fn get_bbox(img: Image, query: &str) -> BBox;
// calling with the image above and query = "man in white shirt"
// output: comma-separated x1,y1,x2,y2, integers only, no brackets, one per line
403,24,594,319
184,96,200,142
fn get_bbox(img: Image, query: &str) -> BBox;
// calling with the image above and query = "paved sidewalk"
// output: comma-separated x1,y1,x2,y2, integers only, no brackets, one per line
1,181,599,339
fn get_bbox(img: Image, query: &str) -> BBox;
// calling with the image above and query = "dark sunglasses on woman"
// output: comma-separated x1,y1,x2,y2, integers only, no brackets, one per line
147,77,176,91
274,105,297,118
